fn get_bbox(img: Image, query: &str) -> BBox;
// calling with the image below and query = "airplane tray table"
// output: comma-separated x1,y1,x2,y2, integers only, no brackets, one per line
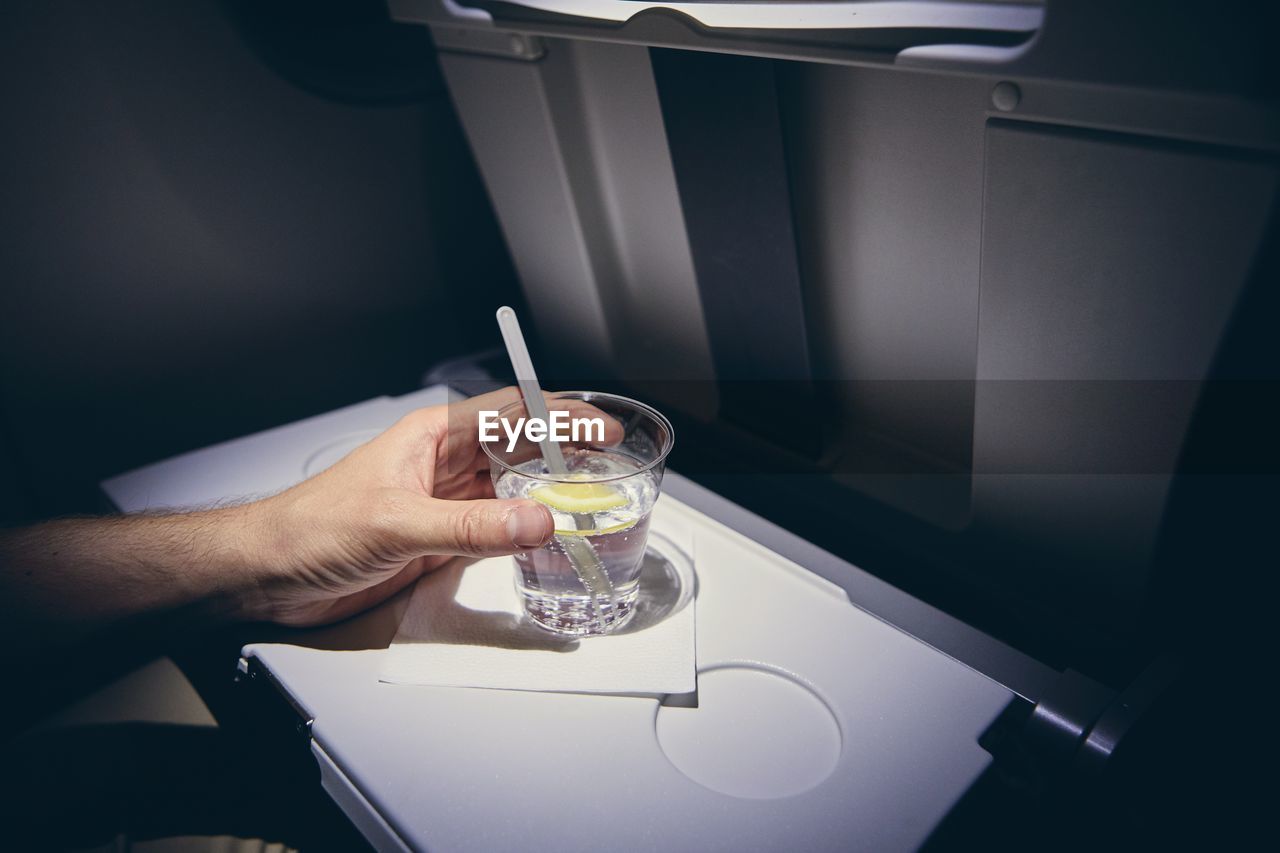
102,386,1035,852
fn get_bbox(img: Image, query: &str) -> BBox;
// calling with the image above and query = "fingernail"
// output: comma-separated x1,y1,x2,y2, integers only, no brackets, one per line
507,504,551,548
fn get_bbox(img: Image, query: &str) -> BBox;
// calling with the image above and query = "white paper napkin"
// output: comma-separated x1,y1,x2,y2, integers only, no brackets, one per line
379,514,696,696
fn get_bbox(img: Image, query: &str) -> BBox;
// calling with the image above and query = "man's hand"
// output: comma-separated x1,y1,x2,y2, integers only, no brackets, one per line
0,387,587,652
240,387,556,626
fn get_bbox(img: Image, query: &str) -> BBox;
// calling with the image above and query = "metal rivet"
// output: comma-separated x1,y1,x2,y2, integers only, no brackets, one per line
991,81,1020,112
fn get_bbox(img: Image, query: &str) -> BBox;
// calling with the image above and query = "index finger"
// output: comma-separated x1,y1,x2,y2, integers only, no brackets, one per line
442,387,627,475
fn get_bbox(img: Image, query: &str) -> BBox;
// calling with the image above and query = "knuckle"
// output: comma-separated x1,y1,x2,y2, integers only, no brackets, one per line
454,505,492,554
392,407,444,441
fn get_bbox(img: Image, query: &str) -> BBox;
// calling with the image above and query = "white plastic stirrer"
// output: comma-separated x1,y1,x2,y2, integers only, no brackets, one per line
495,306,620,632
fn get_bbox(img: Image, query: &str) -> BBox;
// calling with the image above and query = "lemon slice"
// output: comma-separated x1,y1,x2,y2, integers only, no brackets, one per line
530,482,628,514
555,519,638,537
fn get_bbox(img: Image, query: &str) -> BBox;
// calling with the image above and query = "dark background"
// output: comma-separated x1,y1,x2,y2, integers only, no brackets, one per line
0,0,522,524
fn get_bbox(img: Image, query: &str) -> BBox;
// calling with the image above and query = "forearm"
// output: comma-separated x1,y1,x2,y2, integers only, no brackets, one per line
0,505,272,648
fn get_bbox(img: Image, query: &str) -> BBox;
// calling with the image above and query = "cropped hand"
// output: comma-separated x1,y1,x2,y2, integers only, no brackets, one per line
242,387,556,626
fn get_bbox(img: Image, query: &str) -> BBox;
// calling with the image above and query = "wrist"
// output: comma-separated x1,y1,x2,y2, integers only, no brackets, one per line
204,499,291,623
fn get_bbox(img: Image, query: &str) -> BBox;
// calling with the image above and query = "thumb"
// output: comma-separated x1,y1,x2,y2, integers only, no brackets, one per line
403,496,554,558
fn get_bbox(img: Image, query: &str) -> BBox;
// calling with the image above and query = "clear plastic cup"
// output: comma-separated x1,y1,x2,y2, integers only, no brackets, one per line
483,391,674,636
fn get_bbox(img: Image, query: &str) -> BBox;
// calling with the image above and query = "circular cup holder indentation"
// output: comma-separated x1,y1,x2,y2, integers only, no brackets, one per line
302,430,382,478
655,665,841,800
